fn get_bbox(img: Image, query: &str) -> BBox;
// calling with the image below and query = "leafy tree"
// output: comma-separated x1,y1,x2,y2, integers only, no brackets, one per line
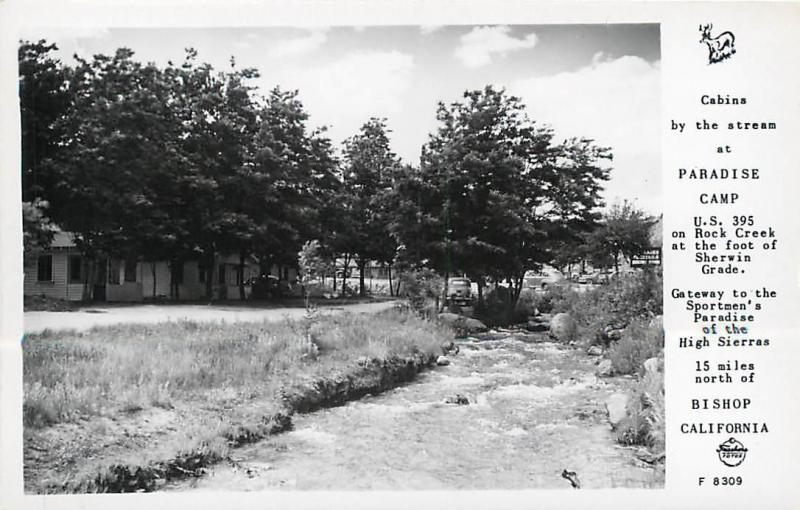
19,40,71,258
591,200,656,271
407,86,611,307
19,40,72,204
250,88,339,284
40,48,188,298
22,199,58,254
338,118,401,296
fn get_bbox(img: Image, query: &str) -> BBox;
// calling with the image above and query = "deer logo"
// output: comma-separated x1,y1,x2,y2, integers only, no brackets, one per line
699,24,736,64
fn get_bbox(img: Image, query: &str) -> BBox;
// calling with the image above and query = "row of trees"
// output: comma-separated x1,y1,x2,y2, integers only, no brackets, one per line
20,40,654,304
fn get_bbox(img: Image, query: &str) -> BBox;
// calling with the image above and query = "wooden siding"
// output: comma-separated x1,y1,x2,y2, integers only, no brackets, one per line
24,250,84,301
25,250,262,302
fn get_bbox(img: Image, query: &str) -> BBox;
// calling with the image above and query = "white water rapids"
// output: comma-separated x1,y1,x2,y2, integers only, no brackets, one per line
167,333,664,491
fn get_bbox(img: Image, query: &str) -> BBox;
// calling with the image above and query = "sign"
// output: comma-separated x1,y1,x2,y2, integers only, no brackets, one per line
632,248,662,266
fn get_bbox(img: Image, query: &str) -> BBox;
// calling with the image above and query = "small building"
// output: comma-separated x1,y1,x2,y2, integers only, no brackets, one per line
23,232,296,302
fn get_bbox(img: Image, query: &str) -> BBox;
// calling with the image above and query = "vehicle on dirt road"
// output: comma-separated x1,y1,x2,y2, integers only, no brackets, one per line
446,277,472,306
248,275,291,299
523,268,565,289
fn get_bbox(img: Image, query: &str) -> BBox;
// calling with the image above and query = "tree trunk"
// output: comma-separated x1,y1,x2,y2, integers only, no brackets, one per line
151,260,157,298
82,257,94,301
477,279,484,305
512,275,524,306
443,267,450,309
205,253,214,301
238,251,246,301
168,260,174,300
170,260,181,301
333,271,337,292
387,265,393,297
340,254,351,298
358,260,367,297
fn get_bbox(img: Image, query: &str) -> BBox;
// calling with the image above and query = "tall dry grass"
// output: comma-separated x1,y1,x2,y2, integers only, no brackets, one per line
616,358,665,452
23,310,447,428
607,319,664,375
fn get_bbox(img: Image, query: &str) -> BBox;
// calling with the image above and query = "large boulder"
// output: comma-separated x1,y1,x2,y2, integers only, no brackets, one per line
464,317,489,333
526,319,549,333
605,393,630,430
436,355,451,366
549,312,577,342
443,394,470,405
595,359,614,377
649,315,664,334
587,345,603,356
602,325,624,342
437,313,488,335
643,356,662,376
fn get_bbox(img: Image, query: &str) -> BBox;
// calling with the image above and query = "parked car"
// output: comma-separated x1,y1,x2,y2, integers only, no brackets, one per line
248,275,290,299
447,277,472,306
523,268,565,289
591,270,615,284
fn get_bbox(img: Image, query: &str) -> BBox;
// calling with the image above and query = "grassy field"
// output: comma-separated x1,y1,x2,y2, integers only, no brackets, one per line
24,309,446,427
23,309,450,492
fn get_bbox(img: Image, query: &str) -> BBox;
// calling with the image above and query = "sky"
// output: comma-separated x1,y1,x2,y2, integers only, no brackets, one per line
24,24,661,213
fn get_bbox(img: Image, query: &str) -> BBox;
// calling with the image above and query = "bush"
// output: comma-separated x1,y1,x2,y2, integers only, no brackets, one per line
474,285,513,326
608,319,664,375
540,284,580,315
616,356,665,452
513,288,539,320
399,269,444,317
538,267,662,345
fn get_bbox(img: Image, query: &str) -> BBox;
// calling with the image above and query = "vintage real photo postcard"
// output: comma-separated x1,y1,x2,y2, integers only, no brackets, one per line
1,1,798,509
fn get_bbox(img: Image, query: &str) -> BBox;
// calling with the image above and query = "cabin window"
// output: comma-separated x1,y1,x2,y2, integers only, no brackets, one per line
69,255,82,283
37,255,53,282
124,259,137,282
218,265,226,285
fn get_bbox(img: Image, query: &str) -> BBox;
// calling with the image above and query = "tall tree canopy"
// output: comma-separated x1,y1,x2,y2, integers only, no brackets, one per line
20,43,621,306
337,118,401,296
588,199,656,271
401,85,611,303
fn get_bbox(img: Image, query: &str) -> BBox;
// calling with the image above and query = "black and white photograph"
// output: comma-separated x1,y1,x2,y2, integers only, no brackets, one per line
18,23,664,493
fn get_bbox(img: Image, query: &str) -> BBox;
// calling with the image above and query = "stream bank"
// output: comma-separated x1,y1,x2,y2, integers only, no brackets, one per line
166,331,664,491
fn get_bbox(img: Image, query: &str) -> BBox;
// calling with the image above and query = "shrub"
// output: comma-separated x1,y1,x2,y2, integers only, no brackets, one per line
513,289,538,321
399,269,444,317
616,356,665,452
474,285,513,326
608,319,664,375
540,284,580,315
538,267,662,345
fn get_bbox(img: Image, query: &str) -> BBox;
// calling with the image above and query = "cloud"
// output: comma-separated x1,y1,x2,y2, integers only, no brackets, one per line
19,26,110,42
419,25,443,35
278,50,414,148
455,25,538,68
268,28,329,59
234,32,262,49
511,55,661,212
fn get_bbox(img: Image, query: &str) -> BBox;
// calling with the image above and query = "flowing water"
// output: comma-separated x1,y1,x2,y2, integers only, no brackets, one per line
168,333,664,491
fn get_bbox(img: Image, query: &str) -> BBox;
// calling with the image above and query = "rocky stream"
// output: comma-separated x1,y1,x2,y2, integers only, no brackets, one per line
165,328,664,491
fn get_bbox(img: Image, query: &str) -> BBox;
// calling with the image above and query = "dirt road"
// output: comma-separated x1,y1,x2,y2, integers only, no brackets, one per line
24,300,398,333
